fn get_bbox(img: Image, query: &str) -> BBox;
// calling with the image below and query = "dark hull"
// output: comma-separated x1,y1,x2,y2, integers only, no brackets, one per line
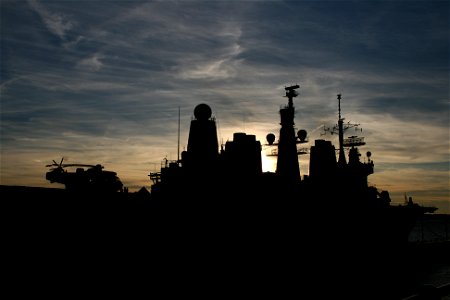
3,185,448,299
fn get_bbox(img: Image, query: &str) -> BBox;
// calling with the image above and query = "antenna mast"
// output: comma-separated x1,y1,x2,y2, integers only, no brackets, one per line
275,84,301,182
322,94,364,165
337,94,346,165
177,106,180,162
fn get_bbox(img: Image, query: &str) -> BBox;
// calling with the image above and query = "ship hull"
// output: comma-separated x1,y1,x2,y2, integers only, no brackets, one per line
3,185,447,299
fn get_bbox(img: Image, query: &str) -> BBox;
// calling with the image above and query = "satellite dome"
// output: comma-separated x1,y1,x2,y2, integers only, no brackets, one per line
266,133,275,145
297,129,307,142
366,151,372,158
194,103,212,120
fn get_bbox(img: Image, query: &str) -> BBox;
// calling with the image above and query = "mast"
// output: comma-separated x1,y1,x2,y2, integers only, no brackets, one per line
337,94,346,166
322,94,363,166
276,84,301,182
177,106,180,163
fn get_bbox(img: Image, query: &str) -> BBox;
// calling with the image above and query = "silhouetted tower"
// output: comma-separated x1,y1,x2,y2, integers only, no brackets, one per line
276,85,301,182
185,103,219,171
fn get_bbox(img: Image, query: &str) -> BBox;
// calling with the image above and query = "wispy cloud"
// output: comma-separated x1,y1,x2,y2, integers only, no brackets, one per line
27,0,74,40
76,53,104,71
178,56,244,80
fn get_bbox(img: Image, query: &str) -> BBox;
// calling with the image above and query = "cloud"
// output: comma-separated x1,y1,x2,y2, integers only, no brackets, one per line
76,53,104,71
0,76,29,92
63,35,84,49
178,57,243,80
27,0,74,40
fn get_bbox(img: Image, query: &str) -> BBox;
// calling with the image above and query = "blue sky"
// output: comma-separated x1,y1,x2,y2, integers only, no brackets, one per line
1,0,448,213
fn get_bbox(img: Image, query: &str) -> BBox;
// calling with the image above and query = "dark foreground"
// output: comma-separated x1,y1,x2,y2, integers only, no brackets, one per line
3,185,449,299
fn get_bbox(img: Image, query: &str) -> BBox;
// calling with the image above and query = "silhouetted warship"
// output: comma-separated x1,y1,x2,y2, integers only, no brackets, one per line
144,85,448,299
3,84,447,300
148,85,438,247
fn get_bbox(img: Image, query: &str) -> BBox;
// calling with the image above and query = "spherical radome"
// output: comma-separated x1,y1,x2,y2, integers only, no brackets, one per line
297,129,307,142
266,133,275,145
194,103,212,120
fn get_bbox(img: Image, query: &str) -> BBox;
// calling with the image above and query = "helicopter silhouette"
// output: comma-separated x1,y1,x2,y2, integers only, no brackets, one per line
46,157,123,193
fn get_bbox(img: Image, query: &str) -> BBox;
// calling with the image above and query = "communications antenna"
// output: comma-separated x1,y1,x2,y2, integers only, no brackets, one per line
322,94,364,165
177,106,180,163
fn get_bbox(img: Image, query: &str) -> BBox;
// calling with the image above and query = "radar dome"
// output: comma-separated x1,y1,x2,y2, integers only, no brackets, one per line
266,133,275,145
194,103,212,121
366,151,372,158
297,129,307,142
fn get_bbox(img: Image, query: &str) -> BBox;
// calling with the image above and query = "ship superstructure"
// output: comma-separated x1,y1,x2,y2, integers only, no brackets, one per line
148,84,437,248
149,103,263,201
310,94,374,198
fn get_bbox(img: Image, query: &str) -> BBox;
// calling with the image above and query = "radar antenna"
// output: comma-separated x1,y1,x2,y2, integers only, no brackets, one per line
265,84,309,159
285,84,300,108
322,94,364,165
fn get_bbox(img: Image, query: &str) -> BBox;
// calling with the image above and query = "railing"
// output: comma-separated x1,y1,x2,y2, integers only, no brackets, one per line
343,136,365,147
149,172,161,184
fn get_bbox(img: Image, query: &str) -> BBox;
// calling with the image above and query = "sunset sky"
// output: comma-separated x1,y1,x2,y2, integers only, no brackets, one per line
1,0,448,213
